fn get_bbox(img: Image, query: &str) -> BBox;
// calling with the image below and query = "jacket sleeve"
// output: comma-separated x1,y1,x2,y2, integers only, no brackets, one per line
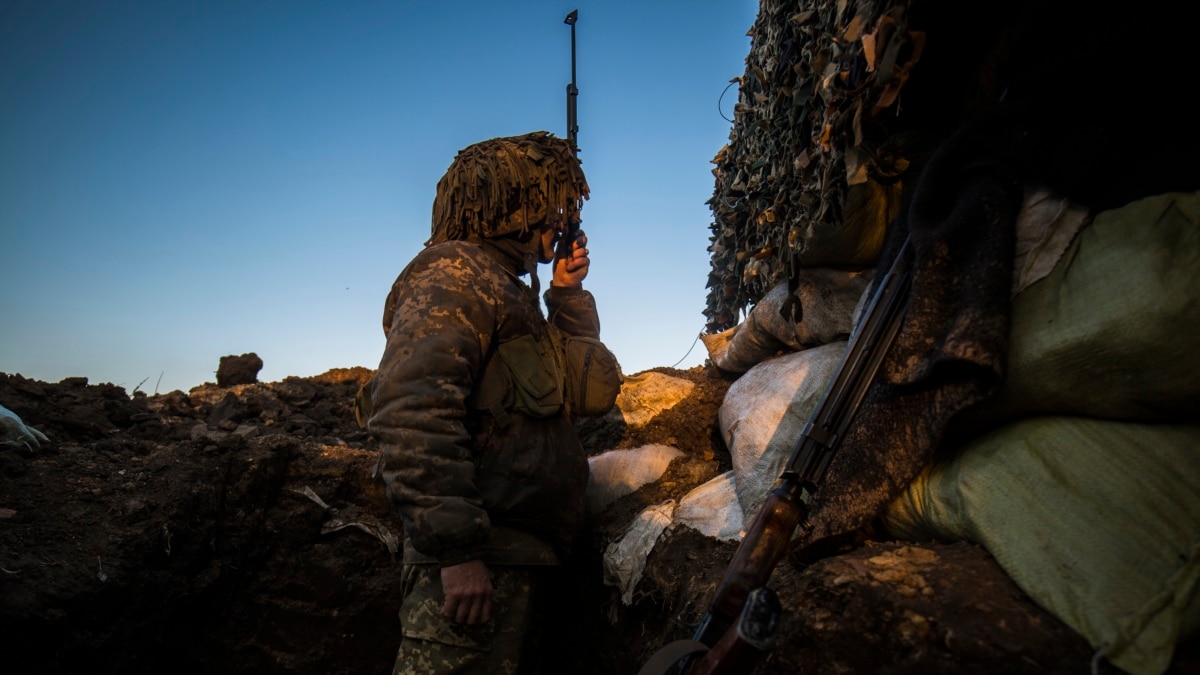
368,246,498,566
543,285,601,339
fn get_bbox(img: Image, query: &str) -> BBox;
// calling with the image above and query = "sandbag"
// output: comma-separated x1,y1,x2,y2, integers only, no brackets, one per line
603,500,676,605
613,371,695,428
673,471,745,542
883,416,1200,675
960,190,1200,430
601,471,745,605
719,341,845,518
586,444,683,515
701,269,870,374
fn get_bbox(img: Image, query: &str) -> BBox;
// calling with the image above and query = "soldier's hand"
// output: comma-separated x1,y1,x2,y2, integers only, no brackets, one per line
552,229,590,288
440,559,493,625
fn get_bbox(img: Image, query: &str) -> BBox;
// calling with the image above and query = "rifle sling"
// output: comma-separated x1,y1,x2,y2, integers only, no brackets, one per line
635,639,709,675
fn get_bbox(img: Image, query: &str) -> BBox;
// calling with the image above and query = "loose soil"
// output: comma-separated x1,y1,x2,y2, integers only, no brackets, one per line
1,368,1195,674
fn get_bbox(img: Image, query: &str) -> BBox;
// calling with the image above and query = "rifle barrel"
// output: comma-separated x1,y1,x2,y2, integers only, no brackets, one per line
665,237,914,675
564,9,579,154
787,237,912,488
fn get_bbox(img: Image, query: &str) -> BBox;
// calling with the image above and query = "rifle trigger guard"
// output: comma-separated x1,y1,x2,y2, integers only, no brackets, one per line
637,639,708,675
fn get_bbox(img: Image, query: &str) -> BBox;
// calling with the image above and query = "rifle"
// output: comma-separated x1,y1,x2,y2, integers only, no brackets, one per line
563,9,579,155
557,9,582,262
639,236,914,675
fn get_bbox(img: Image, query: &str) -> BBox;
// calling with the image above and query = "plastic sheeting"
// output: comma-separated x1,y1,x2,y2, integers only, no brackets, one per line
0,404,48,452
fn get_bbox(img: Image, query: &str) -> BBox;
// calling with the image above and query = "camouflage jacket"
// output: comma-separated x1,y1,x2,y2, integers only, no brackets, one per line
368,239,598,566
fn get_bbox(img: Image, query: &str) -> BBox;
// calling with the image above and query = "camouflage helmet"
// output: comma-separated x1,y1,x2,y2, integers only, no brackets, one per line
429,131,589,245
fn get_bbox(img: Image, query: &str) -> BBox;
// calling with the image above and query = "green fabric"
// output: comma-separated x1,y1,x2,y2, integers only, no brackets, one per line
884,417,1200,675
496,332,564,419
556,331,622,417
958,191,1200,430
883,192,1200,674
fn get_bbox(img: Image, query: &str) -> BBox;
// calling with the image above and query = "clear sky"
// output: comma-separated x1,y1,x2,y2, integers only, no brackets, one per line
0,0,757,394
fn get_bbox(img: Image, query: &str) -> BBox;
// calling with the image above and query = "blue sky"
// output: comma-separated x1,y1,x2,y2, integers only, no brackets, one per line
0,0,757,394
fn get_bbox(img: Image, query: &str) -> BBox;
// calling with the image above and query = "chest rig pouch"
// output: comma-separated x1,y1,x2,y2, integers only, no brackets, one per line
548,325,622,417
468,326,565,427
468,322,622,426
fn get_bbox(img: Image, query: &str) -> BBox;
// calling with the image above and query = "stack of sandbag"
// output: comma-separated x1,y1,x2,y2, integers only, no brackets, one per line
695,268,874,537
596,339,852,606
694,264,872,541
711,189,1199,672
710,186,1101,528
584,371,746,605
700,267,870,374
883,191,1200,675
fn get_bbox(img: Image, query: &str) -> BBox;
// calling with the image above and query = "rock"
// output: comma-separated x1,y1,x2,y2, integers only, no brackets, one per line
216,353,263,387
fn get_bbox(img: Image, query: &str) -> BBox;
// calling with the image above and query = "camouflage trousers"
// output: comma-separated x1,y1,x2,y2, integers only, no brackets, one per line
392,563,553,675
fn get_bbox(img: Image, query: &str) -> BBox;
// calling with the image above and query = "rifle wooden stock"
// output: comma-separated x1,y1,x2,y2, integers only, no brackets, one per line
686,587,782,675
691,480,805,648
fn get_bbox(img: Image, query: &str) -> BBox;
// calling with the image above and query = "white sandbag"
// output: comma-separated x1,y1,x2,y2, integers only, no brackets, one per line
599,473,745,604
674,471,745,541
884,416,1200,675
586,444,684,515
702,270,870,374
720,341,845,518
614,371,696,428
603,500,677,605
698,328,735,366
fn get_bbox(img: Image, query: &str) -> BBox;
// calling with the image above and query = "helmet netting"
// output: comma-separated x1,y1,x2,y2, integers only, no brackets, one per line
429,131,589,245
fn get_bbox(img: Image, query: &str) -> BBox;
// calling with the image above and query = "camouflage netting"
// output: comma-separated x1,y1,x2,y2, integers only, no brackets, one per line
705,0,926,331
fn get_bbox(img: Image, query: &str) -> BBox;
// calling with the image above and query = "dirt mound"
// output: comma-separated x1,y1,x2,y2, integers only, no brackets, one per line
1,369,1194,674
1,371,395,674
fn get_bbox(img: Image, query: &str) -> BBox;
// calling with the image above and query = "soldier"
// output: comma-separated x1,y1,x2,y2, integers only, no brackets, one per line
368,131,612,674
